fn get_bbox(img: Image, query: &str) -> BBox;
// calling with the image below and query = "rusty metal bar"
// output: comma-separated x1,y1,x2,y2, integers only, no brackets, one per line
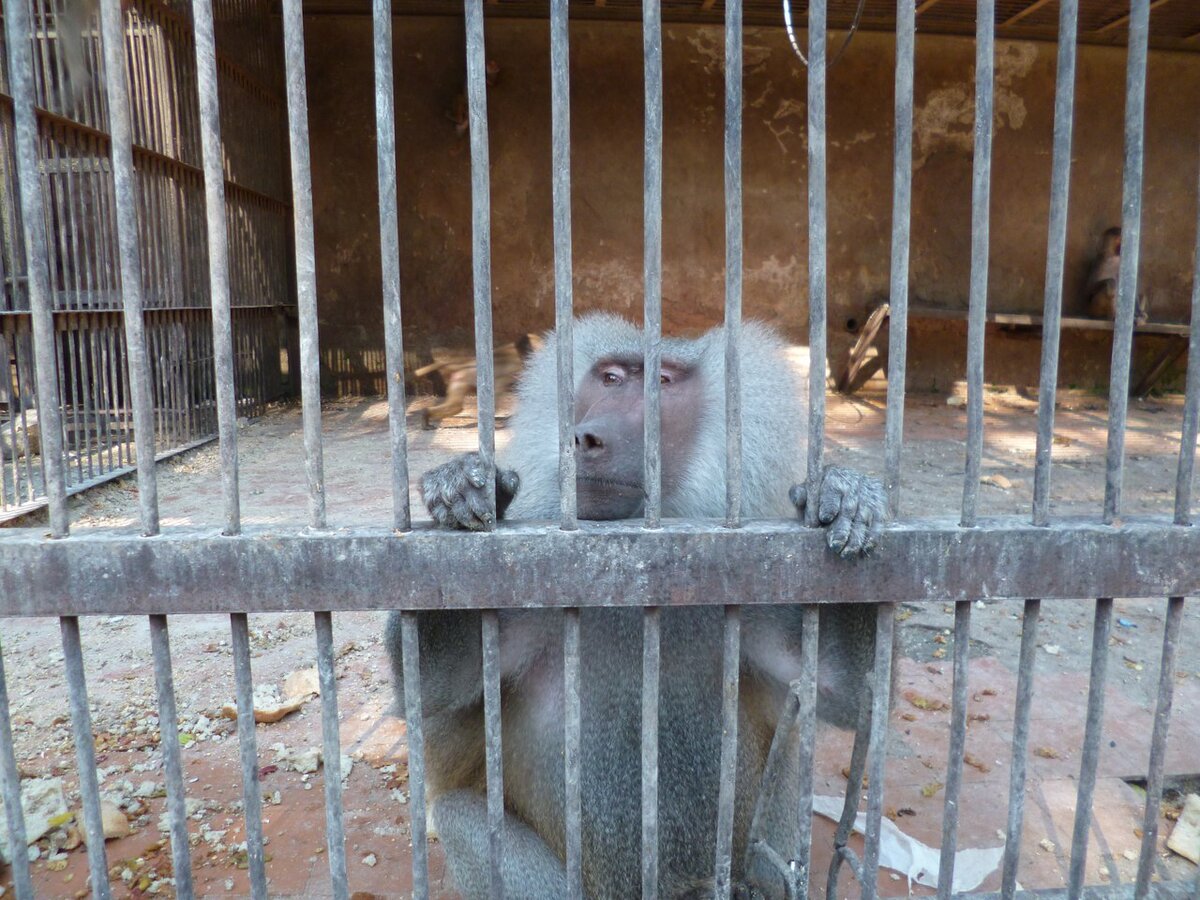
372,0,411,532
803,0,826,528
1001,597,1041,899
315,612,349,898
884,0,915,516
148,615,194,898
481,609,505,897
3,0,68,536
861,602,895,900
641,605,661,899
724,0,743,529
230,612,268,899
938,600,972,898
643,0,663,528
464,0,498,518
563,607,583,899
282,0,326,529
0,639,34,899
399,612,430,899
1103,0,1149,525
714,605,741,898
961,0,994,528
1175,154,1200,526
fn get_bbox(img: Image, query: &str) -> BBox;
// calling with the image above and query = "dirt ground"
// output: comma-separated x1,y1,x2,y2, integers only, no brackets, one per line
1,386,1198,898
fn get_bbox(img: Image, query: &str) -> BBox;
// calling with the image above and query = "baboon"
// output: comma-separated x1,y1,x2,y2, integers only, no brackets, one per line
416,333,542,428
1086,227,1149,323
388,314,887,898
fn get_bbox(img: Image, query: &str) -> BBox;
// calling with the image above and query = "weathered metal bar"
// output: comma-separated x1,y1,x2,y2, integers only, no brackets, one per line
861,603,895,900
229,613,268,899
148,615,194,898
550,0,577,531
643,0,663,528
961,0,994,527
400,612,430,900
60,617,112,899
192,0,240,534
1032,0,1080,527
1067,597,1115,898
563,607,583,899
1175,154,1200,526
793,604,820,898
714,605,741,898
371,0,411,532
745,683,799,881
0,640,34,899
464,0,498,517
481,610,505,897
1102,0,1149,525
724,0,743,529
642,605,661,900
3,0,68,536
1134,596,1184,898
1001,597,1041,898
99,0,160,535
937,600,973,898
884,0,915,517
281,0,327,529
314,612,349,899
803,0,826,528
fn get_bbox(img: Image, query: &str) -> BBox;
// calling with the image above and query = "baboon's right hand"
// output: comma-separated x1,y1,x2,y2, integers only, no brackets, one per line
420,452,519,531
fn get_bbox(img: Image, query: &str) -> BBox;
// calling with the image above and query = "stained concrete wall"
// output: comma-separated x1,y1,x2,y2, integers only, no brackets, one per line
305,16,1200,396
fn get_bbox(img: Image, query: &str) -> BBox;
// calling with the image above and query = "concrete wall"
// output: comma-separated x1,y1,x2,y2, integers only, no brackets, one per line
305,16,1200,396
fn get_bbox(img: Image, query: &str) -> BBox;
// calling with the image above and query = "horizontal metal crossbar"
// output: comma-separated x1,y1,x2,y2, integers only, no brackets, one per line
0,517,1196,616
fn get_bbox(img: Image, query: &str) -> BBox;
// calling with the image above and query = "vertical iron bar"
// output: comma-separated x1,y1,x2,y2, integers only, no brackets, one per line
793,605,820,898
861,603,895,900
148,615,194,898
1134,596,1184,898
1102,0,1149,525
642,0,663,528
0,640,34,899
1001,597,1041,899
464,0,497,516
884,0,915,516
371,0,411,532
564,608,583,900
399,612,430,900
100,0,159,535
192,0,239,534
937,601,972,898
1032,0,1079,527
314,611,349,899
803,0,826,527
713,605,741,898
642,605,661,900
60,617,111,900
550,0,576,530
481,610,505,898
4,0,68,535
723,0,743,528
1067,598,1114,899
229,613,268,899
281,0,326,529
1175,153,1200,526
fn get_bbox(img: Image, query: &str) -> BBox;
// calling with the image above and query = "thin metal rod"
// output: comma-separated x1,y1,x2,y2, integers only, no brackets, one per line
961,0,994,528
464,0,498,517
3,0,68,536
643,0,663,528
314,612,349,899
937,601,972,898
1032,0,1080,527
229,613,268,899
1067,597,1115,898
1134,597,1184,898
0,639,34,899
724,0,743,529
550,0,577,531
1102,0,1150,525
563,607,583,899
148,616,194,899
282,0,326,529
1001,598,1041,899
883,0,915,517
372,0,411,532
793,604,820,898
1175,153,1200,526
714,605,741,898
481,610,505,898
861,603,895,900
641,606,661,900
803,0,826,527
60,617,111,899
192,0,240,534
400,612,430,900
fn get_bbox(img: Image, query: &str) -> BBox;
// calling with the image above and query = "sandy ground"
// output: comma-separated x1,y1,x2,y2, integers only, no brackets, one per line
1,388,1198,898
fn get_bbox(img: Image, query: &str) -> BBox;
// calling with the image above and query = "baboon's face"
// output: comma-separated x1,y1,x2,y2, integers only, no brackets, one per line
573,356,702,519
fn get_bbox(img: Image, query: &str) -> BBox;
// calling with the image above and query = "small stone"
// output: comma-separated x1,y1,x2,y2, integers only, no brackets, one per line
1167,793,1200,864
1039,839,1056,852
362,853,378,867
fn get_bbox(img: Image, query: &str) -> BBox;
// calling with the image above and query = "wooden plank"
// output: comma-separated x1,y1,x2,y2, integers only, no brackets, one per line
1001,0,1055,27
1096,0,1172,34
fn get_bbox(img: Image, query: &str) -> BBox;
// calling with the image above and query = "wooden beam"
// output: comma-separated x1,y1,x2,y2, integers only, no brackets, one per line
1095,0,1172,34
1001,0,1055,27
915,0,943,14
700,0,716,10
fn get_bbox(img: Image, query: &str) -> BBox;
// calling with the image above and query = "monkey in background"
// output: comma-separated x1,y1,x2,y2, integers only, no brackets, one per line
1086,227,1149,324
388,314,888,899
415,332,543,428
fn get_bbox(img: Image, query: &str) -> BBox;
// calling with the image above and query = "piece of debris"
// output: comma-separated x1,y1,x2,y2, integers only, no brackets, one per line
271,744,322,775
1117,618,1138,628
946,395,966,407
80,802,130,843
981,474,1012,490
221,682,310,725
1122,849,1137,861
1043,644,1061,656
921,782,944,798
1034,747,1061,760
362,853,378,867
903,690,949,712
1123,657,1144,672
1053,435,1072,446
283,667,321,699
1166,793,1200,865
0,776,68,863
1038,838,1056,853
963,753,991,774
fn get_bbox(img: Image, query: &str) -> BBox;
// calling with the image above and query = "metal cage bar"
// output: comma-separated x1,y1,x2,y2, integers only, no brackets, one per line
0,640,34,899
1175,153,1200,527
229,612,269,899
860,602,896,900
481,609,505,897
641,604,662,900
937,600,973,898
563,607,583,899
1001,597,1041,898
400,611,431,900
803,0,826,527
793,605,820,898
713,605,741,898
315,611,349,898
724,0,743,529
642,0,663,529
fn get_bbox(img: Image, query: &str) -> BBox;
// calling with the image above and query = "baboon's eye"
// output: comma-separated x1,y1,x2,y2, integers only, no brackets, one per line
602,369,623,386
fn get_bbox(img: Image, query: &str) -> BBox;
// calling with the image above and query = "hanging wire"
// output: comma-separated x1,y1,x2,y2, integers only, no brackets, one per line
783,0,868,68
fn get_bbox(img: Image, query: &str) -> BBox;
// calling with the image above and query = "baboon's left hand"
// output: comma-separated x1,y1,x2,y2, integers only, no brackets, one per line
789,465,887,557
